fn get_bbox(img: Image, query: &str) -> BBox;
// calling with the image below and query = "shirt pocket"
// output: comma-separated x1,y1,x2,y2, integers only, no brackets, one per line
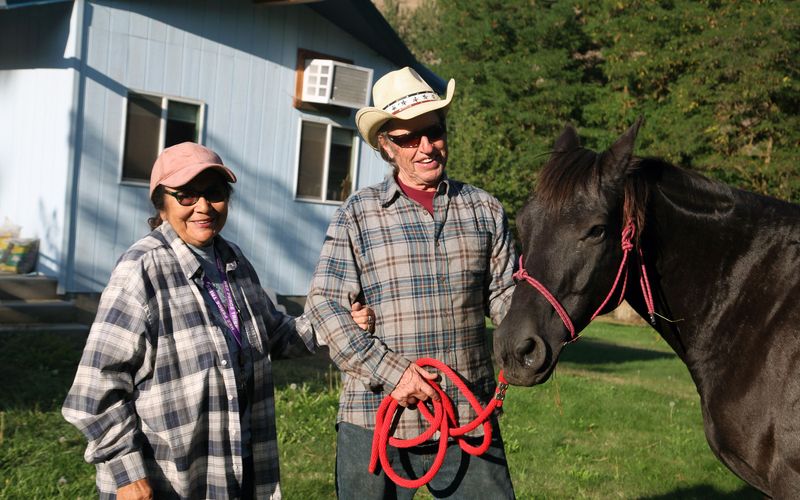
139,298,221,435
447,230,492,305
463,230,492,274
136,366,214,460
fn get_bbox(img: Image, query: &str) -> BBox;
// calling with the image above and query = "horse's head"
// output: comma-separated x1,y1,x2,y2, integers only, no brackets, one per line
495,119,645,386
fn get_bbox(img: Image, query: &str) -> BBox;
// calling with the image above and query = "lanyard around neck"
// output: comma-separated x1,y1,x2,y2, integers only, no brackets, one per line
202,255,242,347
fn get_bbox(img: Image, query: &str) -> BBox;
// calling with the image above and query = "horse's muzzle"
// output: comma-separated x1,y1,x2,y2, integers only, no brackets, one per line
500,334,557,386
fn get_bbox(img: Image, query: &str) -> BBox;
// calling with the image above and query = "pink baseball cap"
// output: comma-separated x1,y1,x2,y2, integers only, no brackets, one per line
149,142,237,196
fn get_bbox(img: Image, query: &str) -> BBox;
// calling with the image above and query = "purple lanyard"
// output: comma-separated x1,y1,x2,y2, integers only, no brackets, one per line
202,256,242,347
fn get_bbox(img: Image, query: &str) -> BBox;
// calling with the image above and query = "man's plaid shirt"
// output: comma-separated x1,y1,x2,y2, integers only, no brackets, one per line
307,175,516,439
62,222,314,499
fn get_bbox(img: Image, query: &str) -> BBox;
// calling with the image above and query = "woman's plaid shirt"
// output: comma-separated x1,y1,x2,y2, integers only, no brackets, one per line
62,223,314,499
307,175,517,439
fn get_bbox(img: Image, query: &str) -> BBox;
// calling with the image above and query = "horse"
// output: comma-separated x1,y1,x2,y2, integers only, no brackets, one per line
493,118,800,497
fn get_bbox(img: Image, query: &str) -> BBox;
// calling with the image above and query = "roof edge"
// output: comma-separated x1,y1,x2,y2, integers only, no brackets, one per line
307,0,446,94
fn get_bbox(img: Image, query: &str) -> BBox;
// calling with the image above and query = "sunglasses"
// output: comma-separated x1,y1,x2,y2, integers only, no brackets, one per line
385,123,446,148
165,186,228,206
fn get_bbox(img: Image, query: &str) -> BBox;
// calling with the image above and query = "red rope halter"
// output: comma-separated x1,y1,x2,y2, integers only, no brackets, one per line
513,221,655,343
369,358,509,489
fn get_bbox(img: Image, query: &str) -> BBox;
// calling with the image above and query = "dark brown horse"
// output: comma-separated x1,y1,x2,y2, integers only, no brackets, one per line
494,119,800,497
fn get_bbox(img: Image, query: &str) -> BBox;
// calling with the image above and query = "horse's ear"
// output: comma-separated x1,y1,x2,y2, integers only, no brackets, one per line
604,116,644,177
554,124,580,152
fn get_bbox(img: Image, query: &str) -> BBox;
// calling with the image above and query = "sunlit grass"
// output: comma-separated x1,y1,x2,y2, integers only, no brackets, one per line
0,322,760,498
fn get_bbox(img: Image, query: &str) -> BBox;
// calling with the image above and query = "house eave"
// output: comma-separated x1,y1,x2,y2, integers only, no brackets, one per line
305,0,445,94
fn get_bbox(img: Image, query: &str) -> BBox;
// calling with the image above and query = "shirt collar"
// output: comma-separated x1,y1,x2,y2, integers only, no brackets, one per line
157,222,238,280
379,173,451,207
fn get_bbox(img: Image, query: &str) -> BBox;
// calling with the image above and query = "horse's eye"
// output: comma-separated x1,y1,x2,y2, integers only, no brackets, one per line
587,225,606,239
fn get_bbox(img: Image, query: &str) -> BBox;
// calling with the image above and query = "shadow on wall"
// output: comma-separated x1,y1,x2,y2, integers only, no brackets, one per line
3,0,377,294
67,119,338,293
199,131,338,294
36,198,63,277
0,2,73,71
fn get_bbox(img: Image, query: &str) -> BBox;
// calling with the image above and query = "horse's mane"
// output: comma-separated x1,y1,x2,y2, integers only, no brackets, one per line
535,147,650,243
535,148,602,211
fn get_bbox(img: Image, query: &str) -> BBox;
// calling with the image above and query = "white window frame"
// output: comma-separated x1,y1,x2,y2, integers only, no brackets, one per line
292,116,360,205
118,90,206,187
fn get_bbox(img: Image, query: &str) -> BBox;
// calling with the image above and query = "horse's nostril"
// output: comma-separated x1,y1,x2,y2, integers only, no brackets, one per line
515,338,536,358
514,336,549,373
520,339,539,368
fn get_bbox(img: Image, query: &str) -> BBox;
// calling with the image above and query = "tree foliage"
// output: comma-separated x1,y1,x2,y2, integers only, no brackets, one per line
380,0,800,227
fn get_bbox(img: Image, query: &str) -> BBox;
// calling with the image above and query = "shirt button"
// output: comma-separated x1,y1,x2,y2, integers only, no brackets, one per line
222,360,228,366
228,395,234,401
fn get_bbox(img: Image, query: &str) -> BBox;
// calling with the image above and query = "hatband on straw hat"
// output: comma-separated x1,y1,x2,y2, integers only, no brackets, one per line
355,67,455,150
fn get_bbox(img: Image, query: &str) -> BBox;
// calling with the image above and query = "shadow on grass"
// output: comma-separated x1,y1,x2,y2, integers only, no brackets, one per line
638,484,763,499
559,337,675,366
0,330,87,411
0,324,676,409
0,328,340,411
272,347,337,391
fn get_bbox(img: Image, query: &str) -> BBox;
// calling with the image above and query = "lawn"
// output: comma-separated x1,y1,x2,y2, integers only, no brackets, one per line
0,322,761,499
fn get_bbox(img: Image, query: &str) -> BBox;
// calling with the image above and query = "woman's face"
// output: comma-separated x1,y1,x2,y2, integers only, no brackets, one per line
159,169,229,247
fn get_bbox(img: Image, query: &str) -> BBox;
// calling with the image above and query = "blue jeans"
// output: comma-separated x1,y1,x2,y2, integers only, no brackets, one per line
335,420,516,500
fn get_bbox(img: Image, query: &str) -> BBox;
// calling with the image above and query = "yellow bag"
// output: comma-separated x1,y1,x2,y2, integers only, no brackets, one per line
0,237,39,274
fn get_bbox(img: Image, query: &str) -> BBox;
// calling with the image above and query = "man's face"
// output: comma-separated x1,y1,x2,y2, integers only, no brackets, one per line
379,111,448,191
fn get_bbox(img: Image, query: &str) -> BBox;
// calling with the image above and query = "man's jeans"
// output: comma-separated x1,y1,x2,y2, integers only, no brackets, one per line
335,420,516,499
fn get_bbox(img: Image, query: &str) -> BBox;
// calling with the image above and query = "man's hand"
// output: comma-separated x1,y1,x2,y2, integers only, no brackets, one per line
390,364,440,407
350,301,376,333
117,478,153,500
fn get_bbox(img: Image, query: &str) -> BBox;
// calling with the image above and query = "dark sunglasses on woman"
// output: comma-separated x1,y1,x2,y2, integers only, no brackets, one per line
165,185,228,206
386,123,446,148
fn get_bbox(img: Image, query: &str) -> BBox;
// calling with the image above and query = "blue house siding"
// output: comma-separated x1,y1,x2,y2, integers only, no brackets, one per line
0,1,77,278
0,0,429,296
66,0,399,295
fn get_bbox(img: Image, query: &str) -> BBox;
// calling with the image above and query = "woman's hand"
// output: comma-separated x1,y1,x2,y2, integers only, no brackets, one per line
117,478,153,500
350,301,376,333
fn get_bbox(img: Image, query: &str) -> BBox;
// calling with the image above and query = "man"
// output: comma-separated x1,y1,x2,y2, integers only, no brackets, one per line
306,67,517,499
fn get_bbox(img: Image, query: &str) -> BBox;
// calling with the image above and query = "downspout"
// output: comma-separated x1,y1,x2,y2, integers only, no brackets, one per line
58,0,86,295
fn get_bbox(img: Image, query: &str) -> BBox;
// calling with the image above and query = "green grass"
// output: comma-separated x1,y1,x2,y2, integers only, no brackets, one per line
0,323,761,499
499,323,755,499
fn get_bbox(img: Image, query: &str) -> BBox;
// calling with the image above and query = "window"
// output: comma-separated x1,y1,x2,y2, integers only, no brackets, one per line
121,92,204,183
295,120,357,203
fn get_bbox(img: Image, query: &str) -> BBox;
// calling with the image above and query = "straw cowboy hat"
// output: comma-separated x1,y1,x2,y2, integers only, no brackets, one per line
356,67,455,150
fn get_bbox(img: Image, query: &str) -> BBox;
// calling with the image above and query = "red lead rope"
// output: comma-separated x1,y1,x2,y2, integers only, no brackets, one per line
369,358,510,489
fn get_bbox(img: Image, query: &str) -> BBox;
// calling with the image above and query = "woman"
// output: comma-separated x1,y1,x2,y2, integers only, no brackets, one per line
63,142,374,499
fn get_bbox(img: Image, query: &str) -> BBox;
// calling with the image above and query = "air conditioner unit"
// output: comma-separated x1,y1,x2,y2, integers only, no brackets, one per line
302,59,373,110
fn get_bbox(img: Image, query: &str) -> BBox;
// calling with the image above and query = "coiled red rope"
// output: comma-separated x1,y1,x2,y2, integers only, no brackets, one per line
368,358,509,489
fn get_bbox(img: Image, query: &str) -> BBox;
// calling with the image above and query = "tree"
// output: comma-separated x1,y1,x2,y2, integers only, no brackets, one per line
380,0,800,228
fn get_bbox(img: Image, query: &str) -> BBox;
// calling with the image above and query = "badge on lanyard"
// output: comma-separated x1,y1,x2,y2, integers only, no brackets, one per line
202,256,244,356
